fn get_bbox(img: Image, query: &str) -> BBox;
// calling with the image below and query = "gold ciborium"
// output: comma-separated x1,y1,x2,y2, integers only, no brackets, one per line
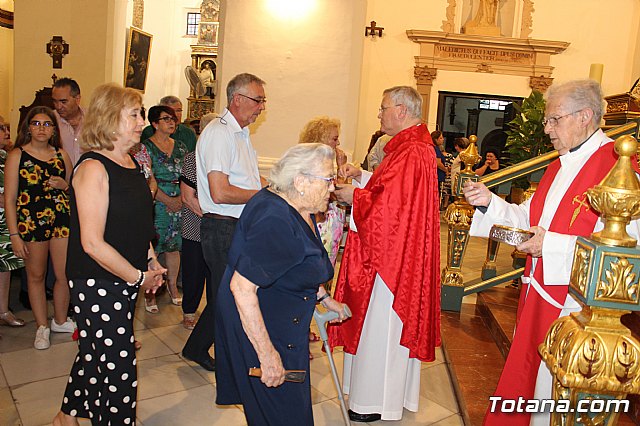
587,135,640,247
459,135,481,174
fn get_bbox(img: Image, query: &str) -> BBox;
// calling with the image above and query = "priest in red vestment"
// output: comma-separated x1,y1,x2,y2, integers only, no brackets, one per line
463,79,640,426
329,86,441,423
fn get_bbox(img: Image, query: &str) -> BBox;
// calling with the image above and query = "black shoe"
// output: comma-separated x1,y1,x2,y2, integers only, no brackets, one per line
182,351,215,371
348,410,381,423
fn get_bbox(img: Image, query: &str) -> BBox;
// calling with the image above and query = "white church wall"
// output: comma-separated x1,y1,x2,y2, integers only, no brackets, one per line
11,0,199,133
9,0,640,159
217,0,367,165
531,0,640,96
0,0,13,121
138,0,200,109
353,0,449,164
353,0,640,162
12,0,117,131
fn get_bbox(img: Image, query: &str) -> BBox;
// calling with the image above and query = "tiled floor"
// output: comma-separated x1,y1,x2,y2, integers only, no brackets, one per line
0,218,501,426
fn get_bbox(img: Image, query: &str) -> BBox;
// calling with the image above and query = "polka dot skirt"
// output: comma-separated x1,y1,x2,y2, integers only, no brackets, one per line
61,278,139,425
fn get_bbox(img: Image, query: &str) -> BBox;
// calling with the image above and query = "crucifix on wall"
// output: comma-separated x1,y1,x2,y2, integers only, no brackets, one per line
365,21,384,37
46,36,69,69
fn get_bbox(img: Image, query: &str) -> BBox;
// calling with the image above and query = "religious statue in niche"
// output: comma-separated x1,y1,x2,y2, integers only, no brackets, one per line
199,60,216,98
465,0,502,36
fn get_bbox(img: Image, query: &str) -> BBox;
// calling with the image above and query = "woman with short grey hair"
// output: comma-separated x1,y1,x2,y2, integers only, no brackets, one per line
269,143,334,195
214,142,347,425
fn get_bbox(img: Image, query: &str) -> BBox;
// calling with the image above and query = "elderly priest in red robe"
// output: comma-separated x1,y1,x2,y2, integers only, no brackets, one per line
329,85,441,423
463,79,640,426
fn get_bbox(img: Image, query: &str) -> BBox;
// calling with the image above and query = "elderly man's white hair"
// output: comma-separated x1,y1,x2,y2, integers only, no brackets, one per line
545,79,605,125
383,86,423,119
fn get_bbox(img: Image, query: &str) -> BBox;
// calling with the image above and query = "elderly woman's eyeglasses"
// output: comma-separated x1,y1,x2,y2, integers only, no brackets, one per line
158,116,178,123
542,110,580,127
305,174,337,186
29,120,55,128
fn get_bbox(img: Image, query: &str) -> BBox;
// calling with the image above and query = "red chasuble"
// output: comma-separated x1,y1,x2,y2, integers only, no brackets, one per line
328,124,441,362
484,142,634,426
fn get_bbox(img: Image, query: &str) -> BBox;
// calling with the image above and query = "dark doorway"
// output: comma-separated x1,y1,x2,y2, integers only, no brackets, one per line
435,91,523,157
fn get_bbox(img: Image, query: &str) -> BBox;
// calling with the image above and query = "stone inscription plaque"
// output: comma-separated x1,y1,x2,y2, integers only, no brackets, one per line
435,45,534,65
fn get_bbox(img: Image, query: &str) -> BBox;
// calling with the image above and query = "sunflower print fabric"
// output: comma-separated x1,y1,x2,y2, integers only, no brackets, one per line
0,149,24,271
16,148,70,242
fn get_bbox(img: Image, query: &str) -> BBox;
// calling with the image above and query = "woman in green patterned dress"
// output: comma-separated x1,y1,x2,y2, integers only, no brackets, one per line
0,116,25,329
142,105,187,314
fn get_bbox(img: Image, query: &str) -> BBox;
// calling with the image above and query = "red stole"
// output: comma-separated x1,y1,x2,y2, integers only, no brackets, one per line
328,124,441,362
484,141,627,426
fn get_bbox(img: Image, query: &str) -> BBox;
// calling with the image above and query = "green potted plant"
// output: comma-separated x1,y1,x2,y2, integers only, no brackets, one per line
504,90,554,194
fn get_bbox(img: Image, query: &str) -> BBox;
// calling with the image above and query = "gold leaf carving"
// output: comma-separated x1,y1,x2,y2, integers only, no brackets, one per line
613,338,640,384
577,337,606,379
597,257,639,302
571,246,590,295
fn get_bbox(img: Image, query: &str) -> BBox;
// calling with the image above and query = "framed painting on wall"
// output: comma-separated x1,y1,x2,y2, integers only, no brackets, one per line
124,27,152,92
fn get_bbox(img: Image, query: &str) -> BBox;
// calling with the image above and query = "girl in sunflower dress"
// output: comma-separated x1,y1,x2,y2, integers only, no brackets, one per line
5,106,73,350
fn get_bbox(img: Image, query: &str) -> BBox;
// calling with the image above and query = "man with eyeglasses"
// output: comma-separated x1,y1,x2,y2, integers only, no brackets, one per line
52,77,84,166
329,86,441,422
141,95,197,152
463,79,640,426
181,73,267,373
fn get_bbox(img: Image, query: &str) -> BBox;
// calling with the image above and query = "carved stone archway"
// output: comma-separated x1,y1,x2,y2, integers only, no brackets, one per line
407,30,568,119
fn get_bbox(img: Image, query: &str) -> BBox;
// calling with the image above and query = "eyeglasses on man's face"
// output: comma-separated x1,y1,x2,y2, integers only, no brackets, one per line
237,93,267,105
305,174,337,186
378,104,402,114
158,116,178,123
29,120,55,128
542,110,581,127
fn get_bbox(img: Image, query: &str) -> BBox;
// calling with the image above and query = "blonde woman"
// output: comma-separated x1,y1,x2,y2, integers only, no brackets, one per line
53,84,165,426
299,116,347,266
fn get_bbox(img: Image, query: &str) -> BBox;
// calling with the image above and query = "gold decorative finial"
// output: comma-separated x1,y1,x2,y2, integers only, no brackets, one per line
459,135,481,174
587,135,640,247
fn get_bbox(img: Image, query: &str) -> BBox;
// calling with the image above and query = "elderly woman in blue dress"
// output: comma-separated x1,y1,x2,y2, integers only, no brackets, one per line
215,143,347,425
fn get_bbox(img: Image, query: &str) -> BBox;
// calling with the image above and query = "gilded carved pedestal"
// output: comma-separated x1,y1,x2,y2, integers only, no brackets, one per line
482,238,501,280
186,0,219,123
441,136,481,311
539,135,640,425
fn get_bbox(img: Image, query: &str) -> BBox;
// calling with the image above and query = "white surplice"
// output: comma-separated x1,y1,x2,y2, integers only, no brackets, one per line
341,170,422,420
469,129,640,425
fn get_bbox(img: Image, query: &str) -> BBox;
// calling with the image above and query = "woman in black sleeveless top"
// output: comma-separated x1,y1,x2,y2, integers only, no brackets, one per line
53,84,166,426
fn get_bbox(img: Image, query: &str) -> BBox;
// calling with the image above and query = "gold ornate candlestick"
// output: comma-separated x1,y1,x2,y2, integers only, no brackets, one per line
441,136,481,311
539,135,640,425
